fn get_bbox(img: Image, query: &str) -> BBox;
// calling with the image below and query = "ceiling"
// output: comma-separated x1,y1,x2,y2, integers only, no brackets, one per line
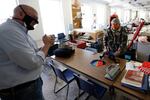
80,0,150,11
109,0,150,10
122,0,150,10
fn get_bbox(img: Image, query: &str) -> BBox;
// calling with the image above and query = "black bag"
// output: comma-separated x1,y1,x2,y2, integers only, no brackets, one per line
91,38,103,52
54,48,75,58
48,44,58,56
124,49,136,60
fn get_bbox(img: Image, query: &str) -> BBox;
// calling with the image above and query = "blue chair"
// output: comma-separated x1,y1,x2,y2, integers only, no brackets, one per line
74,74,107,100
47,60,75,100
58,33,65,40
57,33,68,47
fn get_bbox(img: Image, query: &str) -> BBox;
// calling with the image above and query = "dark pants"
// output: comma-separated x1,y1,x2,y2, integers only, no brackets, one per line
0,77,44,100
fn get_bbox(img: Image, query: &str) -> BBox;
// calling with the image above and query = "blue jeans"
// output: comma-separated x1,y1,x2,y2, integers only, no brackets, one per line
0,77,44,100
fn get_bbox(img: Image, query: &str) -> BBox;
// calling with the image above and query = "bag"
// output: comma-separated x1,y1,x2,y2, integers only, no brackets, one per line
91,38,103,52
54,48,75,58
48,44,58,56
124,49,136,60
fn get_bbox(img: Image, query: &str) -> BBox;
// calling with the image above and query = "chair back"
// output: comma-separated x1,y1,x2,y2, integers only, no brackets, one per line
53,66,67,82
58,33,65,40
74,74,107,99
46,60,67,82
74,75,94,95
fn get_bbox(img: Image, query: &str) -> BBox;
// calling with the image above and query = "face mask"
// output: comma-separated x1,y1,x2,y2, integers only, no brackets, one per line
23,15,38,30
19,5,38,30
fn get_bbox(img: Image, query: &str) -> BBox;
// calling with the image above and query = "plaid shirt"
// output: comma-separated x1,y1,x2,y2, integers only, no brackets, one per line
103,26,128,55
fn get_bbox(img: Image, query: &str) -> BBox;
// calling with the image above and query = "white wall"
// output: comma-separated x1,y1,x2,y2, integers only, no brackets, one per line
18,0,44,41
17,0,111,40
61,0,72,36
144,11,149,22
105,5,111,26
18,0,73,41
80,0,110,28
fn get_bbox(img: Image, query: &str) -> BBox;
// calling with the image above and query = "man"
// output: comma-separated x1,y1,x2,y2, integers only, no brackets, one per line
0,4,54,100
103,18,128,58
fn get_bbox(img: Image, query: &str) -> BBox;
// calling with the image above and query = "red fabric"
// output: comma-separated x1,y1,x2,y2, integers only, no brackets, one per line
127,21,145,50
77,41,86,49
138,61,150,75
70,40,77,43
69,40,86,49
96,60,104,67
142,61,150,68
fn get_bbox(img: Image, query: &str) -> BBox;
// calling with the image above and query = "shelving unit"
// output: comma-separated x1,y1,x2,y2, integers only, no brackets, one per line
72,1,82,28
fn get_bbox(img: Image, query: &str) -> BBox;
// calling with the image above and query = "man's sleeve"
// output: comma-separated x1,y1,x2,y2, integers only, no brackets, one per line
120,28,128,52
1,30,45,70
